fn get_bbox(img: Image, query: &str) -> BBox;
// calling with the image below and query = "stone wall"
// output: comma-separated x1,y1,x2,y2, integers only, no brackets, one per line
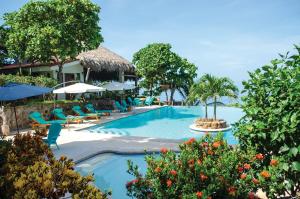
1,99,115,135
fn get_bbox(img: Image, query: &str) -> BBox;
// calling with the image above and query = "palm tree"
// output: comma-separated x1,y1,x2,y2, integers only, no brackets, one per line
187,78,210,118
201,74,239,120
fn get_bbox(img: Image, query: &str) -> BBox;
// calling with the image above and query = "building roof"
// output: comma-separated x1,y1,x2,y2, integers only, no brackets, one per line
77,46,134,72
0,46,134,72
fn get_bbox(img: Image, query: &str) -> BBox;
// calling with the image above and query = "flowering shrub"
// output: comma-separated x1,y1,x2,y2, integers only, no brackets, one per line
126,134,284,198
0,74,57,87
235,46,300,197
0,132,108,199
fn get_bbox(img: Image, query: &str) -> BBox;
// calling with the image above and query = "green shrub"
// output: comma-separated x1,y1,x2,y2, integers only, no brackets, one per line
235,46,300,197
126,134,283,198
0,74,57,87
0,132,108,199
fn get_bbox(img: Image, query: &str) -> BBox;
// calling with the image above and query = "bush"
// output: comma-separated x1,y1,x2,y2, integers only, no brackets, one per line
126,134,283,198
0,74,57,87
0,132,108,199
235,46,300,197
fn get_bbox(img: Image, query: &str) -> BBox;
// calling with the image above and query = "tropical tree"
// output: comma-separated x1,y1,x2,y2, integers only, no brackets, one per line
4,0,103,83
187,77,210,118
189,74,238,120
133,43,196,101
0,26,10,66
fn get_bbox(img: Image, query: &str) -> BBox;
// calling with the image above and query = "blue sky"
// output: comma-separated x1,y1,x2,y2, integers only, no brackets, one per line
1,0,300,89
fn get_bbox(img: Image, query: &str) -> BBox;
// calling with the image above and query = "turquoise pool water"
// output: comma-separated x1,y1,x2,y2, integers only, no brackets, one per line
76,153,151,199
87,106,243,144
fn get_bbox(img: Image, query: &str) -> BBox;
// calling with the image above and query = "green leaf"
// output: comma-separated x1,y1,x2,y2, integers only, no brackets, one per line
290,147,298,157
282,163,289,171
291,161,300,171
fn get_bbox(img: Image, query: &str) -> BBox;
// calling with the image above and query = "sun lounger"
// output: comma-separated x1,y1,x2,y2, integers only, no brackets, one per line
133,98,142,106
144,96,155,106
72,105,100,120
42,123,62,149
85,103,112,116
29,111,66,128
52,108,84,124
114,101,127,112
121,99,130,108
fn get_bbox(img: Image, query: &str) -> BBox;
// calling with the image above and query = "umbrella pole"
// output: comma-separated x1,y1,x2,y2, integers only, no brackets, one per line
13,105,20,134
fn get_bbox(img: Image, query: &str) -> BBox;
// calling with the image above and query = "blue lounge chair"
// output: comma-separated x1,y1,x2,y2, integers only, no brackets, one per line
29,111,66,128
133,98,142,106
43,123,62,149
72,106,100,119
121,99,130,108
144,96,155,106
85,104,112,116
52,108,84,124
114,101,127,112
127,97,134,106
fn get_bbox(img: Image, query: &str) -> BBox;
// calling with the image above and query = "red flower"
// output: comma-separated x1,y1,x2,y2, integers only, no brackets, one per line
185,138,196,145
170,170,177,176
155,167,162,173
248,192,255,199
166,179,172,187
228,186,236,196
244,163,251,170
160,148,168,154
196,191,203,198
200,173,208,181
207,197,212,199
237,166,244,173
188,159,195,165
240,173,247,179
270,159,278,166
252,178,259,184
212,141,221,148
255,153,264,160
260,170,271,178
126,179,139,188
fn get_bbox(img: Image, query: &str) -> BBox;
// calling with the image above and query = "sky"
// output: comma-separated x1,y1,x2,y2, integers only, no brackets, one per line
1,0,300,90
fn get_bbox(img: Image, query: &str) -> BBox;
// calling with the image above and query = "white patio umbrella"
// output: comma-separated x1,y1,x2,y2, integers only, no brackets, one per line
100,81,135,91
53,83,106,94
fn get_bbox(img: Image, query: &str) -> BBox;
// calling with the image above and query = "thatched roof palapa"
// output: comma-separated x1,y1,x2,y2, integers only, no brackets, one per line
77,46,134,72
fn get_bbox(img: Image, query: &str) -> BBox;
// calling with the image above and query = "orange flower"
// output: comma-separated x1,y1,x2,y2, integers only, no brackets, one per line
252,178,259,184
207,197,212,199
240,173,247,179
154,167,162,173
228,186,236,196
212,141,221,148
202,142,209,147
260,170,271,178
270,159,278,166
197,159,202,165
170,170,177,176
160,148,168,154
255,153,264,160
200,173,208,181
244,163,251,170
188,159,195,165
166,179,172,187
196,191,203,198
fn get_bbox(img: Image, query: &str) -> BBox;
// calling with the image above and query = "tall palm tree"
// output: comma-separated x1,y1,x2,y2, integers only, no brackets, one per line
201,74,239,120
187,78,210,118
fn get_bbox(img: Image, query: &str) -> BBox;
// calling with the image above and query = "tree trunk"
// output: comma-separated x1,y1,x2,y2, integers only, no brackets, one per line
205,102,208,118
57,62,64,83
149,80,153,96
214,96,217,120
165,90,169,105
170,88,175,106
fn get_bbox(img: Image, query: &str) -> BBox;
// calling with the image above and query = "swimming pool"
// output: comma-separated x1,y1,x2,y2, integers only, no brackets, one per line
76,153,151,199
87,106,243,144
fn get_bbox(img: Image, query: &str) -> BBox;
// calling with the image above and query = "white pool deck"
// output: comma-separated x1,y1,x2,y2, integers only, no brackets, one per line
8,105,180,163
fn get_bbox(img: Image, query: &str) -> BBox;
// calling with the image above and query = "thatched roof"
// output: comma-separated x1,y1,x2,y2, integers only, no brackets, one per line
77,46,134,72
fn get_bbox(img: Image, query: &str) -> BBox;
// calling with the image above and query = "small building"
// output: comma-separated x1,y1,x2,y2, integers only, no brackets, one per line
0,46,135,84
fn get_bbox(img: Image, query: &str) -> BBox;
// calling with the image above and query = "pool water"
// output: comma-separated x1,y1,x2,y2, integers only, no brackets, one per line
76,154,149,199
87,106,243,144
